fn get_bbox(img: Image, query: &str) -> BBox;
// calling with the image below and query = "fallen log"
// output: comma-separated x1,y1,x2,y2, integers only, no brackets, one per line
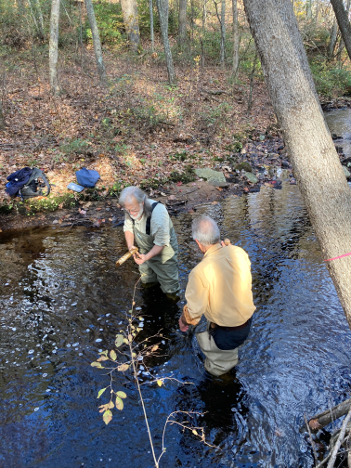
300,398,351,433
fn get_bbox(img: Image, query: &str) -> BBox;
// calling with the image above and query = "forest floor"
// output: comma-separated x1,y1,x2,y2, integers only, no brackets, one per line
0,44,348,231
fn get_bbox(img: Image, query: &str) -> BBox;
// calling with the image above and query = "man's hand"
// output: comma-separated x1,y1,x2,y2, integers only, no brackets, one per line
128,245,137,252
221,238,232,247
179,316,189,333
133,251,148,265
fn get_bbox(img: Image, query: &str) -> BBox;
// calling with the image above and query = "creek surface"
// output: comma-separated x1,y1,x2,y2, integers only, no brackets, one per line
1,184,351,468
1,111,351,468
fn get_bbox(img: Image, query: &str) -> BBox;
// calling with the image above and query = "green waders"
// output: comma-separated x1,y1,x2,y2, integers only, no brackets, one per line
134,223,180,295
196,321,242,376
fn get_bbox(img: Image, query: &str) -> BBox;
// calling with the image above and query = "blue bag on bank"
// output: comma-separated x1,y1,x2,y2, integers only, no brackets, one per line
5,167,50,199
75,167,100,188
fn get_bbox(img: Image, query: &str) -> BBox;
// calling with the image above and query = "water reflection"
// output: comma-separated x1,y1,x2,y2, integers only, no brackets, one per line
0,185,351,468
325,108,351,158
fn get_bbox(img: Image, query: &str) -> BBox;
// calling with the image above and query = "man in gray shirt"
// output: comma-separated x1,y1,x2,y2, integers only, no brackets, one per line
119,186,180,299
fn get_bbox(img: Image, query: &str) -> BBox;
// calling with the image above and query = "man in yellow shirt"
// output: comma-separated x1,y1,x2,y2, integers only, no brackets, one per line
179,215,255,376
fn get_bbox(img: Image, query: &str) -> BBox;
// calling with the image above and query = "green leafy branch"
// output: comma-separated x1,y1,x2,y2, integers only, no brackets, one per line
91,276,218,467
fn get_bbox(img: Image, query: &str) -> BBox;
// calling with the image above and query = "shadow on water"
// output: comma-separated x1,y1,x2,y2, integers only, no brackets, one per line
0,183,351,467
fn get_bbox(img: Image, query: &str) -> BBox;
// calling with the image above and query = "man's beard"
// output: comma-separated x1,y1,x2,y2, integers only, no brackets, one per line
130,207,143,220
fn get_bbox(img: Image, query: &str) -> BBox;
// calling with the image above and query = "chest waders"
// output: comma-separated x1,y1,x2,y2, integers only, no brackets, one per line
131,203,180,295
196,321,243,376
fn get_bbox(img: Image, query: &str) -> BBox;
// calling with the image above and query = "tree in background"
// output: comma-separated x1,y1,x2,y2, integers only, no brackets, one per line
328,20,338,60
49,0,60,94
220,0,226,67
178,0,187,47
84,0,107,83
243,0,351,330
120,0,140,51
330,0,351,62
157,0,176,84
306,0,312,20
149,0,155,51
232,0,239,76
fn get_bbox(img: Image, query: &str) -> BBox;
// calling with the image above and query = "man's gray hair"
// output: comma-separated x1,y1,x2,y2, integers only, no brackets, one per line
119,186,152,216
192,215,220,246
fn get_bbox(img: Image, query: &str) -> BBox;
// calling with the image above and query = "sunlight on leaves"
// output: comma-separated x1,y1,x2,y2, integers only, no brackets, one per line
97,387,107,398
115,334,124,348
118,363,129,372
116,396,124,410
103,409,113,425
91,362,104,368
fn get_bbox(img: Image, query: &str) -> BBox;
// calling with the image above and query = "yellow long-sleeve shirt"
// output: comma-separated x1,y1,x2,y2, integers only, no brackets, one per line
184,243,256,327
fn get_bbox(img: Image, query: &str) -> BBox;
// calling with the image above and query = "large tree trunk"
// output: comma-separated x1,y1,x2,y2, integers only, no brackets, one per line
178,0,187,46
84,0,107,83
156,0,176,85
232,0,239,76
243,0,351,330
330,0,351,62
120,0,140,51
49,0,60,94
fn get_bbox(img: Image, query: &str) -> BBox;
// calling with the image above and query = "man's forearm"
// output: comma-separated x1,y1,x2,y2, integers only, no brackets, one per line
125,231,135,250
145,244,164,261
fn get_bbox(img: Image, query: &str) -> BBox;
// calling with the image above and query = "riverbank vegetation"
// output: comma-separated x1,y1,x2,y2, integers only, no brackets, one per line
0,0,351,216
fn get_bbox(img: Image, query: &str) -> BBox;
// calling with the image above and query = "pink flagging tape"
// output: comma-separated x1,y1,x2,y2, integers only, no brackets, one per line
324,252,351,262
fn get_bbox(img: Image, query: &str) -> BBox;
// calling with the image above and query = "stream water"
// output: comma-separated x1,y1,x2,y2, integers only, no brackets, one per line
1,112,351,468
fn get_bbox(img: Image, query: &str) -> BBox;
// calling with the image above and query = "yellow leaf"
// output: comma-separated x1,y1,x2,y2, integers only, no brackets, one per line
107,400,114,409
118,363,129,372
157,380,163,387
97,387,107,398
110,350,117,361
115,334,124,348
116,396,124,410
91,362,104,368
103,410,113,425
192,430,198,436
97,356,109,362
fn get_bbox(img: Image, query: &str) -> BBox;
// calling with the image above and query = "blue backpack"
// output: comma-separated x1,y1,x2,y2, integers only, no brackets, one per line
75,167,100,188
6,167,50,199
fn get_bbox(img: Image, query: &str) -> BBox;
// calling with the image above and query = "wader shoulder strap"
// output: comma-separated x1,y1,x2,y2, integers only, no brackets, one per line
146,202,160,235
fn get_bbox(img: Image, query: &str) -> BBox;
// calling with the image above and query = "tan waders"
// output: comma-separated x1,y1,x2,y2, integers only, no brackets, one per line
134,223,180,295
196,321,241,376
